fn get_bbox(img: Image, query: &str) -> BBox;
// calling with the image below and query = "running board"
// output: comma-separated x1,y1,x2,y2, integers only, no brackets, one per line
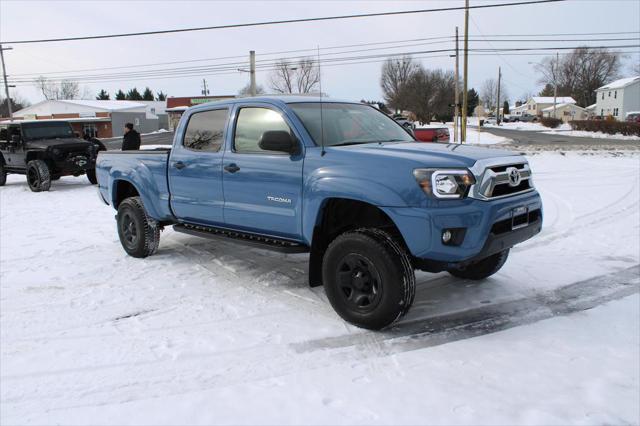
173,223,309,253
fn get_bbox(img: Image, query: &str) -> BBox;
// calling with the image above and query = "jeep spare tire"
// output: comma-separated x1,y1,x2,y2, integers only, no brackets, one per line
0,161,6,186
26,159,51,192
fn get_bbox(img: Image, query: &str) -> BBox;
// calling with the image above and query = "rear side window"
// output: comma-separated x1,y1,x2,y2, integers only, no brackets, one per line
234,107,292,153
183,109,227,152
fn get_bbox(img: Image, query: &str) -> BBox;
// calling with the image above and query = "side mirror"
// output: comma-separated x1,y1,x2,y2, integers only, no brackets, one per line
258,130,298,154
74,132,81,138
11,134,21,144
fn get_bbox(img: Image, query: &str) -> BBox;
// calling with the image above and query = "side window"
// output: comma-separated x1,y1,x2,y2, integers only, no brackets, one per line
234,107,292,154
0,126,7,142
183,109,227,152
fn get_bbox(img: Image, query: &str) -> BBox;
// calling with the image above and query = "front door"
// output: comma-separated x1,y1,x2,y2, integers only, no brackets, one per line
222,105,304,239
168,108,229,225
1,125,26,169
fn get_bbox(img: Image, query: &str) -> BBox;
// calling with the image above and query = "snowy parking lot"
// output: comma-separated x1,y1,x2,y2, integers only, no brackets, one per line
1,151,639,425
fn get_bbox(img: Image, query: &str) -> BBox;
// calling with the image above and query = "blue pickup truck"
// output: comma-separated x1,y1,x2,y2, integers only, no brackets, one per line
96,96,542,330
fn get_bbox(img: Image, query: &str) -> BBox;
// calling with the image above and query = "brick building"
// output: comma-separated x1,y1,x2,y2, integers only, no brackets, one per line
166,95,235,130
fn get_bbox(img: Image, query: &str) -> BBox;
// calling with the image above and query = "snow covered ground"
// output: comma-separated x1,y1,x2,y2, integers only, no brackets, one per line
483,120,640,141
1,152,639,425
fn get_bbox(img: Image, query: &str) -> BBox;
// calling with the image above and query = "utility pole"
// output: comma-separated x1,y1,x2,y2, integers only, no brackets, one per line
201,78,210,96
496,66,502,125
553,51,558,119
454,27,460,143
0,44,14,121
249,50,256,96
461,0,469,142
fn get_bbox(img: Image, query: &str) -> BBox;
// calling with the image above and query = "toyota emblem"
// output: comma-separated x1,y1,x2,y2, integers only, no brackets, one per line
507,167,521,187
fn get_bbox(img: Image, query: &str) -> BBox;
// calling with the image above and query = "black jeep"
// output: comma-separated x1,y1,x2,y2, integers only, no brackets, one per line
0,121,103,192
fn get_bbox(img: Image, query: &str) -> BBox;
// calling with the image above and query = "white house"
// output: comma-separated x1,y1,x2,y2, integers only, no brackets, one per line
541,103,587,123
11,100,169,137
510,103,528,117
594,76,640,120
525,96,577,116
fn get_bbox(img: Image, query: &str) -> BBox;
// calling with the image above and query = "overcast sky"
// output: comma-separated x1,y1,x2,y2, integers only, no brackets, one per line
1,0,639,105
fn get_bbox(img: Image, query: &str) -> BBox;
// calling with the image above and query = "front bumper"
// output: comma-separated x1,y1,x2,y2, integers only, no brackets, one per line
382,189,543,263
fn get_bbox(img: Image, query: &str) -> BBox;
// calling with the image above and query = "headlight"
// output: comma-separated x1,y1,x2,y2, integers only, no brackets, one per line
52,148,62,158
413,168,475,199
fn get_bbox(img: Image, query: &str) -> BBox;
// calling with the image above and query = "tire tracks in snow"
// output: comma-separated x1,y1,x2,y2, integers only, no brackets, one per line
292,264,640,354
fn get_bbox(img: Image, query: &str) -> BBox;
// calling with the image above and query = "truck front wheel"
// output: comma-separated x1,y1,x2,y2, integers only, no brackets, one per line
448,249,509,280
26,160,51,192
322,229,415,330
117,196,160,258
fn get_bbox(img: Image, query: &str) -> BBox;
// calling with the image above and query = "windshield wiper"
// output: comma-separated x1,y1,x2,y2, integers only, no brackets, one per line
330,140,375,147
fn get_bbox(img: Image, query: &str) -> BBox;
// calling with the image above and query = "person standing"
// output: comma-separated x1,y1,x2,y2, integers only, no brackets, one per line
122,123,141,151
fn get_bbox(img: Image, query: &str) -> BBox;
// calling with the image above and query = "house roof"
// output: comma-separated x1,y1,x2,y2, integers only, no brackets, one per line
57,100,147,111
597,76,640,91
531,96,576,104
541,103,585,112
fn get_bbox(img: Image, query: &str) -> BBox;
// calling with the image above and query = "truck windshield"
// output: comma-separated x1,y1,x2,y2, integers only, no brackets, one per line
289,103,414,147
22,122,75,140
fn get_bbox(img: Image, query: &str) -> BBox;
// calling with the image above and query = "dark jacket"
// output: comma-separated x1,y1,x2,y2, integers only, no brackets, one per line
122,130,141,151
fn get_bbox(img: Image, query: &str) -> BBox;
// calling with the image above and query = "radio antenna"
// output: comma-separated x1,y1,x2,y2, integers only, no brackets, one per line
317,45,325,156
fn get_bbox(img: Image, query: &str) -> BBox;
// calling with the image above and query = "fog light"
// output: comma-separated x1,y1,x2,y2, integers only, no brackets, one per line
442,230,452,243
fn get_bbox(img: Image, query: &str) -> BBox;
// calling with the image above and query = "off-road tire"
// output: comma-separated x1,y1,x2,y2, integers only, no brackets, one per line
322,228,415,330
86,168,98,185
117,196,160,258
0,161,6,186
448,249,510,280
26,159,51,192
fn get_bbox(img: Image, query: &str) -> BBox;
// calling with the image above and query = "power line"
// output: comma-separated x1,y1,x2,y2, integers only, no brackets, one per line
8,43,638,85
0,0,566,44
10,33,638,78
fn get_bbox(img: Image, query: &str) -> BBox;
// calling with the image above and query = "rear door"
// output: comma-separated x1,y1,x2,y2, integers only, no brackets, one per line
222,104,304,239
168,107,229,225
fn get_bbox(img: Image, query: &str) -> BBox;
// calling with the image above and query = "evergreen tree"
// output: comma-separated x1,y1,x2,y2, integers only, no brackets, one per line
155,91,167,101
142,87,154,101
538,83,555,97
503,100,510,115
96,89,110,100
115,90,126,100
466,88,479,116
126,88,143,100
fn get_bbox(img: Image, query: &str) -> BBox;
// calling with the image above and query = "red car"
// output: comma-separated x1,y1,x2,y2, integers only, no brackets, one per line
625,112,640,123
413,126,450,143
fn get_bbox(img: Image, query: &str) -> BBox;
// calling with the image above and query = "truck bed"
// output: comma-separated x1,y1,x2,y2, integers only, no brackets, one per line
96,149,174,221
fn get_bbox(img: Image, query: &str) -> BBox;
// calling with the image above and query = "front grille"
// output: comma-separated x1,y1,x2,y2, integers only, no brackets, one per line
473,161,533,200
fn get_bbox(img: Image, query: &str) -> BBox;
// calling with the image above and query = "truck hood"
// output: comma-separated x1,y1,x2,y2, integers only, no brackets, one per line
25,138,92,151
327,142,520,168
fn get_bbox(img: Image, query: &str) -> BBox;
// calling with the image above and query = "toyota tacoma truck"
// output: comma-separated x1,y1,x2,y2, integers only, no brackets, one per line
96,97,542,330
0,120,101,191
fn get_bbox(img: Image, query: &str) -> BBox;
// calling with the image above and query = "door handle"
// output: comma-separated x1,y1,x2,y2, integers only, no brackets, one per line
174,161,186,170
224,163,240,173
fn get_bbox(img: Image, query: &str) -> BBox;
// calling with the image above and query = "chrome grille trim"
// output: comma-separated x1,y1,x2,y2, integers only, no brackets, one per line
468,156,535,200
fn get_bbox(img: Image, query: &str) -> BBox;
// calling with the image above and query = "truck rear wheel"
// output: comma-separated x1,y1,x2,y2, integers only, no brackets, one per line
26,159,51,192
448,249,510,280
86,168,98,185
0,161,6,186
322,228,415,330
117,196,160,258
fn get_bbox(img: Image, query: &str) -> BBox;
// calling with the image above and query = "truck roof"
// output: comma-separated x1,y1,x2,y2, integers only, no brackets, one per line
187,95,358,113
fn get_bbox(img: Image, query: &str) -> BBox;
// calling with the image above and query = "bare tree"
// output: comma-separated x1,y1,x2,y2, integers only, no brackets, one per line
36,76,80,100
480,78,509,114
536,47,622,106
296,58,320,93
380,56,419,111
0,92,30,116
629,60,640,75
269,58,319,94
405,68,455,123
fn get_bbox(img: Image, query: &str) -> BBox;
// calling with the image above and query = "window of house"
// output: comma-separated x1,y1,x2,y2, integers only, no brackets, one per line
602,93,605,100
608,91,611,97
614,91,617,99
183,108,227,152
234,107,292,154
614,108,619,116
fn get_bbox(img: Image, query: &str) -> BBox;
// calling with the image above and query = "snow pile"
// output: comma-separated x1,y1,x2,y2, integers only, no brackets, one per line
1,152,638,425
541,128,640,141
